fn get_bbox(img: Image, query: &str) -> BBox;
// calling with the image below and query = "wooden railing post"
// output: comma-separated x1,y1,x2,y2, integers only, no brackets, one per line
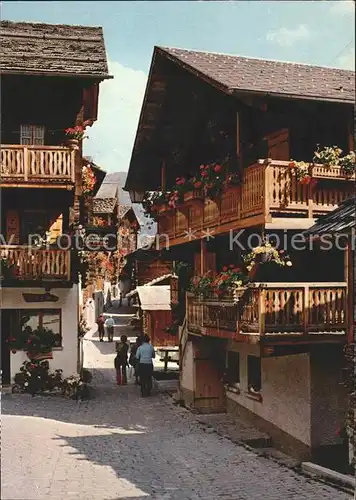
23,146,28,181
307,185,313,218
264,162,271,221
66,250,71,281
71,149,76,183
303,285,309,335
258,288,265,336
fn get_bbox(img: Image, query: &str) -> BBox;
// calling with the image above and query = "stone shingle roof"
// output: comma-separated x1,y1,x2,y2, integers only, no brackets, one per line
0,20,111,79
93,198,117,214
158,47,355,103
305,196,356,236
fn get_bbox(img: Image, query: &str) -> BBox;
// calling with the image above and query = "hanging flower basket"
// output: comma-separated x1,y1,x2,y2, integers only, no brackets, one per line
244,242,292,280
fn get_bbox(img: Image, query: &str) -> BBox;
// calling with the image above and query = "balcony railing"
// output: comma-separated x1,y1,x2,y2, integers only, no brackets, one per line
186,283,347,339
0,246,71,281
0,145,76,186
157,160,354,242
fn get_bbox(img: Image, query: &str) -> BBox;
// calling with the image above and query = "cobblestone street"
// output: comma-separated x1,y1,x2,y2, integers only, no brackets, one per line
2,320,352,500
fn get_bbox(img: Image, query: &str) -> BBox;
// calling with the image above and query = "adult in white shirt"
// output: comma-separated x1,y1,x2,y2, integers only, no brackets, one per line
104,315,115,342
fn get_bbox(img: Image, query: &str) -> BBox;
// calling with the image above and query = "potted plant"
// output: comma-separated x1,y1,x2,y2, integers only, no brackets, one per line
211,265,249,300
244,242,292,281
188,272,214,298
24,326,60,361
13,360,62,395
65,126,87,149
339,151,356,176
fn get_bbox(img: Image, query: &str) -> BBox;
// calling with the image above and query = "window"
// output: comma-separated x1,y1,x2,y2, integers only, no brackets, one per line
247,356,261,394
20,125,45,145
20,309,62,347
225,351,240,386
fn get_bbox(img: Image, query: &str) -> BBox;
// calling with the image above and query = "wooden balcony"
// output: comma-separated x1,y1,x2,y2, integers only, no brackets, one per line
186,283,347,342
0,145,76,188
0,245,71,283
157,160,354,245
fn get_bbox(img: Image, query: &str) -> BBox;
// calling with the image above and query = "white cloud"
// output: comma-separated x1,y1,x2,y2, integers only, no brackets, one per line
329,0,355,16
84,60,147,172
266,24,311,46
338,46,355,69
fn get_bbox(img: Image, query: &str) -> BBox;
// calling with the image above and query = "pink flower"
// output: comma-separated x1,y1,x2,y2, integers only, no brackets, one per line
214,164,222,173
201,171,208,177
200,165,205,170
194,181,202,188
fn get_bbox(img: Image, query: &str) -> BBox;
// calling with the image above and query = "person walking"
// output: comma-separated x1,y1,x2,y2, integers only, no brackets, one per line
96,314,105,342
104,315,115,342
114,335,129,385
129,336,142,385
136,334,155,397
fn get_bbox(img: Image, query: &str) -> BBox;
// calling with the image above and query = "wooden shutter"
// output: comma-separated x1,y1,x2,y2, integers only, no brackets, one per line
265,128,289,160
6,210,20,244
170,276,179,304
204,252,216,275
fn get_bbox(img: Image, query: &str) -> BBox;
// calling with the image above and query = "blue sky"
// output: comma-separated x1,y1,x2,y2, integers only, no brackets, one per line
3,1,355,172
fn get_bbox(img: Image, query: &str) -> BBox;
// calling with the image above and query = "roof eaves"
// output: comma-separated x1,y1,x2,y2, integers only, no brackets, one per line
231,87,355,104
0,68,113,80
156,46,234,96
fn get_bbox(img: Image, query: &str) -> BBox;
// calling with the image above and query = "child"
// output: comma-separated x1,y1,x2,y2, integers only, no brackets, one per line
114,335,129,385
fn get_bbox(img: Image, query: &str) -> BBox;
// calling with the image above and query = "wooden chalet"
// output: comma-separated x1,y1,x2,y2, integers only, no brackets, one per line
127,274,176,347
125,46,355,464
0,20,111,382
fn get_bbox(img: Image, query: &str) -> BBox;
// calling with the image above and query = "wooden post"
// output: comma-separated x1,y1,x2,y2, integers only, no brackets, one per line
23,146,28,181
263,163,272,221
345,241,353,343
303,285,309,335
258,289,265,336
348,121,354,152
200,239,206,275
73,103,84,225
161,160,166,192
307,186,313,219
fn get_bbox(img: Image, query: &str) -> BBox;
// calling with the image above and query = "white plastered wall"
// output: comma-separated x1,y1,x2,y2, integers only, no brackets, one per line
0,285,79,380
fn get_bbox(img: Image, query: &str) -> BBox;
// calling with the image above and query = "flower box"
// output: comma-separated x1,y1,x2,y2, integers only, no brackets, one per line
184,190,205,203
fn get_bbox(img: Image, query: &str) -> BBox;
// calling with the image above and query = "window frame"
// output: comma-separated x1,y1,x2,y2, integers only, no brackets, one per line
225,350,240,391
20,124,45,146
19,309,62,348
247,355,262,400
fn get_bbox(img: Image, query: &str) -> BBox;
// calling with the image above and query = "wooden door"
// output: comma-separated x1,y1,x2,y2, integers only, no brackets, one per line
150,310,175,346
265,128,290,160
194,342,226,412
6,210,20,244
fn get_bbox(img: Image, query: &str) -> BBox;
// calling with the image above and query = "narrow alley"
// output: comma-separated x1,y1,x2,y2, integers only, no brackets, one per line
1,305,352,500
